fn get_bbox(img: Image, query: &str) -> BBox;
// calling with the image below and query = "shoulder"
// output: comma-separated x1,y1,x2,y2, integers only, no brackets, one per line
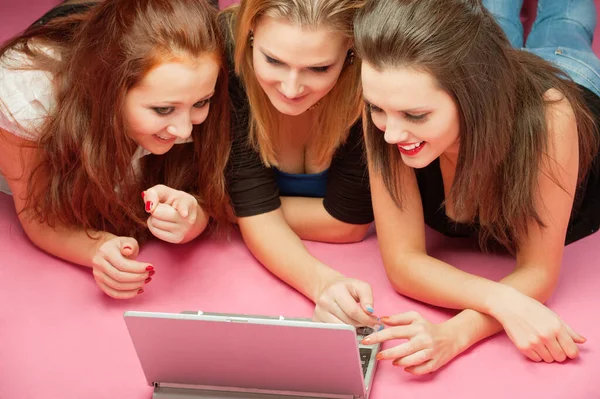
0,44,57,140
543,88,578,148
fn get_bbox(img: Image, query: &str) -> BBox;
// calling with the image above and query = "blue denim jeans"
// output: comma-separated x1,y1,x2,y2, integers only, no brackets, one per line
483,0,600,97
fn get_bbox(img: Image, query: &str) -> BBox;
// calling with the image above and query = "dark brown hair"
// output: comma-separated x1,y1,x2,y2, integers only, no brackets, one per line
0,0,231,241
354,0,598,252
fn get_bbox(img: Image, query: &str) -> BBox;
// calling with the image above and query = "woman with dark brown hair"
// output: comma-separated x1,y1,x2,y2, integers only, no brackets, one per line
353,0,599,374
0,0,230,299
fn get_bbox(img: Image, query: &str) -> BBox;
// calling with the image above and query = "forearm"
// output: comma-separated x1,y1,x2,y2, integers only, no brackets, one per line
280,196,369,243
386,251,508,313
448,264,561,351
238,209,344,302
20,216,115,268
180,204,209,244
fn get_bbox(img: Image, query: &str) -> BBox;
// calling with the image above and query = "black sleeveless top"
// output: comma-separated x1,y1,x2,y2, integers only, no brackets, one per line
415,85,600,246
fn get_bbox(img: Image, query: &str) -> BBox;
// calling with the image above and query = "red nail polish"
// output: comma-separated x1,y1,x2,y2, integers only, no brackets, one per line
148,270,155,277
146,266,154,272
138,289,144,295
145,201,153,212
141,192,145,199
145,277,152,284
376,352,385,361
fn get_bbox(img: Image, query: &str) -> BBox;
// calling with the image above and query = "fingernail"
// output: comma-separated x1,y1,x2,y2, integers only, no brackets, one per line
145,201,153,212
141,192,145,199
137,289,144,295
366,305,374,313
123,245,132,251
392,361,401,367
145,277,152,284
362,337,371,344
146,265,154,272
376,324,385,331
376,352,385,361
148,270,155,277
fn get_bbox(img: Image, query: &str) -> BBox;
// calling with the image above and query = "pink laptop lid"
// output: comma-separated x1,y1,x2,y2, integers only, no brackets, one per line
124,312,366,398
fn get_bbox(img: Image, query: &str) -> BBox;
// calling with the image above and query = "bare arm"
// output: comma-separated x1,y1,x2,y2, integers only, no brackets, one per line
238,209,344,301
238,208,378,326
0,130,114,267
280,196,370,243
444,93,582,351
1,129,150,298
372,94,584,366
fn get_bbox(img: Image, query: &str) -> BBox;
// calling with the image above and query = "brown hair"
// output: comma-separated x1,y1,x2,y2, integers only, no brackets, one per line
0,0,230,240
222,0,364,167
354,0,598,252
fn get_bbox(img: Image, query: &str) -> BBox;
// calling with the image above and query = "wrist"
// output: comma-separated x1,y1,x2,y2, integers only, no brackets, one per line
482,283,518,318
440,316,473,354
310,265,344,303
88,231,117,267
180,204,209,243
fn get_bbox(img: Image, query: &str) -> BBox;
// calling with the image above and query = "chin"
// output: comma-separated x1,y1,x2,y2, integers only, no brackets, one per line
144,144,172,156
401,155,435,169
266,93,315,116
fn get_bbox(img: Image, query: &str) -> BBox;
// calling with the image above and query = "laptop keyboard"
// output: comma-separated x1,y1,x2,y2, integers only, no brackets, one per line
359,347,373,377
356,327,376,377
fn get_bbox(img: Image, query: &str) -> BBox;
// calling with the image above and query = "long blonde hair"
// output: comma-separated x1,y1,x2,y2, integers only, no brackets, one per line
224,0,364,167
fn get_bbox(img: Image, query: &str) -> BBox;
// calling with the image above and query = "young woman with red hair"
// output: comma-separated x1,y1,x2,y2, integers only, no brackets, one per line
0,0,230,299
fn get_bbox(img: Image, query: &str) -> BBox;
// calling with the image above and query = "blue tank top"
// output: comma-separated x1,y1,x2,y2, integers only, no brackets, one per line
274,168,329,198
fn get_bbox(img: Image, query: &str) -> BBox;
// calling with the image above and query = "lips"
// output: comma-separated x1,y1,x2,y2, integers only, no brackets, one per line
278,91,308,104
154,134,176,144
397,141,425,156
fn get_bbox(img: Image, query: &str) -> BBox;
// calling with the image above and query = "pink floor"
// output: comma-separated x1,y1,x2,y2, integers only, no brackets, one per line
1,1,600,399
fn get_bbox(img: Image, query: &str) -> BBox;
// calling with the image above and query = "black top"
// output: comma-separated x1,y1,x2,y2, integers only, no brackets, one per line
415,84,600,245
223,22,373,225
30,2,97,28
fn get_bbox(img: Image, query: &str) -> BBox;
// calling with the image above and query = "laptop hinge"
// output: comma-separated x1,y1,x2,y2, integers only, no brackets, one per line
153,382,354,399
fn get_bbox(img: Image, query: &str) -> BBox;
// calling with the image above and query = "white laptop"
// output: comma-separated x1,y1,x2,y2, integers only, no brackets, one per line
124,310,381,399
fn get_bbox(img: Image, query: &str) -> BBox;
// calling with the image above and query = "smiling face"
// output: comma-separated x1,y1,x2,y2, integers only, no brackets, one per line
361,62,461,169
123,53,220,154
252,16,350,116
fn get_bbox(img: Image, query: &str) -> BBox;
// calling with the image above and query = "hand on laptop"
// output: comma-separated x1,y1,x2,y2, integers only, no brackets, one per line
312,277,380,327
92,236,154,299
143,185,208,243
361,311,460,376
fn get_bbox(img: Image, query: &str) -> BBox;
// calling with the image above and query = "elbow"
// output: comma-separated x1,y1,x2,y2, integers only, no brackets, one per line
328,223,371,244
17,215,46,252
382,252,417,296
532,272,560,304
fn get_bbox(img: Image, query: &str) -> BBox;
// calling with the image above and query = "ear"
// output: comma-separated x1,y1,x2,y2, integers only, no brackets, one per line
346,38,354,52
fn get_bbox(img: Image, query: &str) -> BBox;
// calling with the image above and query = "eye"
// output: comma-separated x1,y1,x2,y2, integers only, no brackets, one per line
367,103,383,113
152,107,174,115
309,65,331,73
265,55,282,65
405,113,428,123
194,98,211,108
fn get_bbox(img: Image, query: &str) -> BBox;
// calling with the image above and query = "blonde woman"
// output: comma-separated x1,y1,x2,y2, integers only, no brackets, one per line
221,0,378,327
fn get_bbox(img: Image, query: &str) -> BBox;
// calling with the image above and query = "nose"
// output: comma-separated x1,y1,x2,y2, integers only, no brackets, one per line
170,113,193,139
383,120,410,145
280,71,304,99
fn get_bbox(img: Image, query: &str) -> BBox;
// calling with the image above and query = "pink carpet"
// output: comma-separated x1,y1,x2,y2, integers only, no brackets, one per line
1,1,600,399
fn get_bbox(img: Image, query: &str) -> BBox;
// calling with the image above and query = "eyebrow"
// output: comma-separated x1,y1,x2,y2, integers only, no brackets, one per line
260,48,336,68
363,96,431,112
156,92,215,106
